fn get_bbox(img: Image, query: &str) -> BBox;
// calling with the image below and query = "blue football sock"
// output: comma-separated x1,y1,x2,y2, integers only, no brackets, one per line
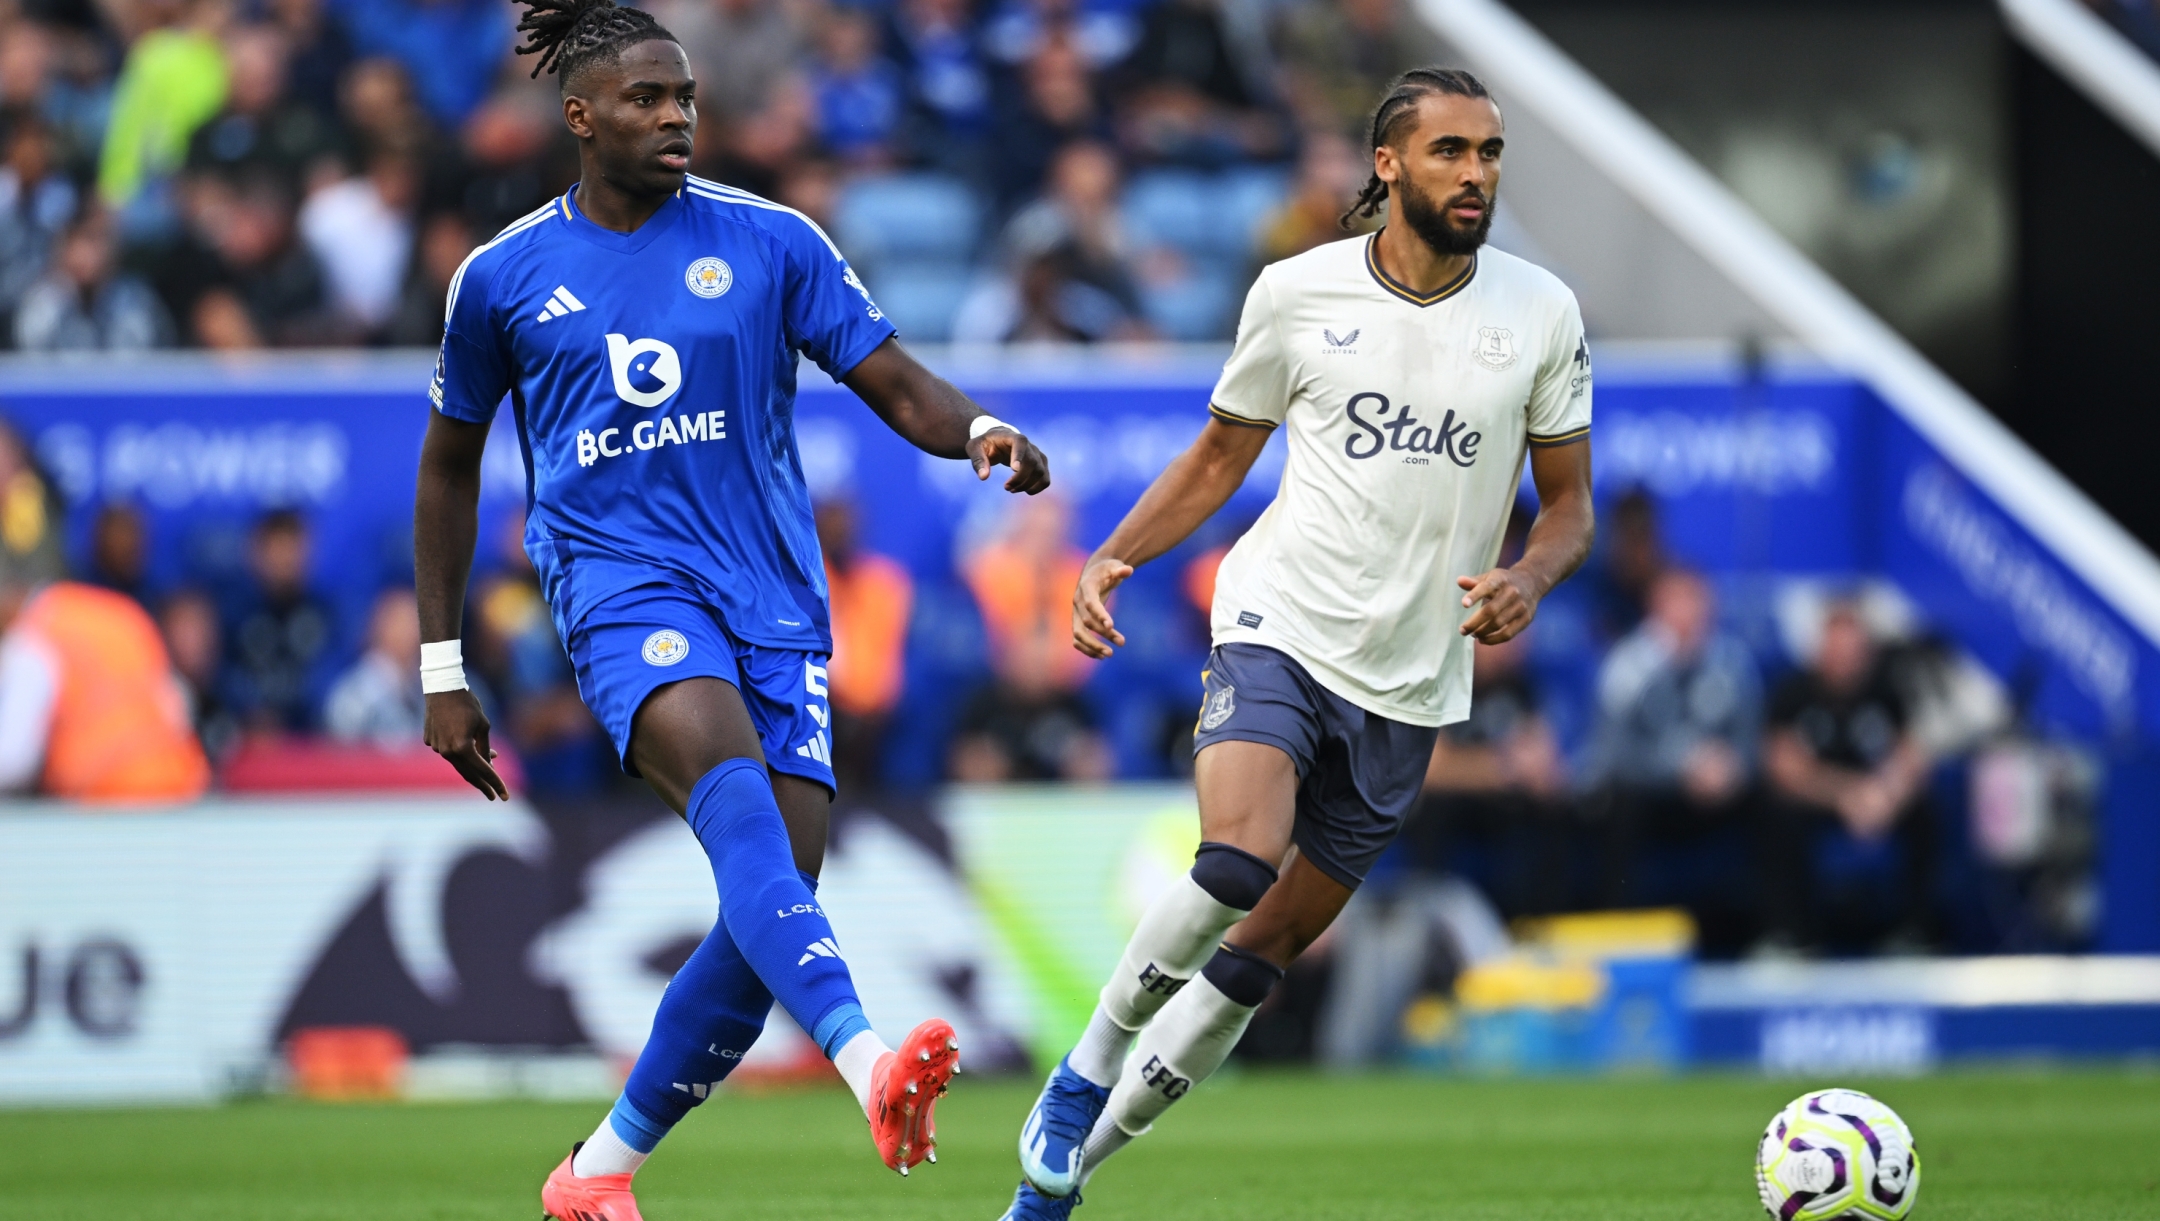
687,758,870,1059
612,911,773,1150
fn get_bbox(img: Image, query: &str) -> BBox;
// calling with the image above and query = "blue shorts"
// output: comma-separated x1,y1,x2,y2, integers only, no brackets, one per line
566,583,836,793
1192,644,1441,889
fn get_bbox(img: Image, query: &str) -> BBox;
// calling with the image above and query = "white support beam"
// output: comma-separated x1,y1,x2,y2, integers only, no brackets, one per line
2001,0,2160,159
1420,0,2160,649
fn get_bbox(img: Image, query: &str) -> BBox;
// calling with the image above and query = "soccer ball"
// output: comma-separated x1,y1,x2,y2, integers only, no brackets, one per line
1755,1088,1920,1220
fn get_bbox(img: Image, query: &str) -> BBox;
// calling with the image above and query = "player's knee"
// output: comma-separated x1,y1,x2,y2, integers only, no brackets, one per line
1189,841,1278,911
1199,942,1285,1008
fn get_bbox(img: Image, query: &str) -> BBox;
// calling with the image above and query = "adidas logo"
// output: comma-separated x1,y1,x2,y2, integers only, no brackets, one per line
671,1079,725,1099
797,936,841,966
795,729,831,765
535,285,586,322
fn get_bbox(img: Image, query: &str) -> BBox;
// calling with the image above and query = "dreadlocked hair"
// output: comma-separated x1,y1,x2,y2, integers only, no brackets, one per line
1340,67,1493,229
513,0,676,84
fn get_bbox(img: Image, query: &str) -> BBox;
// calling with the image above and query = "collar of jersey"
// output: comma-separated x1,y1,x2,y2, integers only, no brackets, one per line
1365,231,1476,307
560,183,686,254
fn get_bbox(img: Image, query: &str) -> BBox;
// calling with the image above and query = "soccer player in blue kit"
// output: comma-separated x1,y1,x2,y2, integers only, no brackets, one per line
412,3,1050,1218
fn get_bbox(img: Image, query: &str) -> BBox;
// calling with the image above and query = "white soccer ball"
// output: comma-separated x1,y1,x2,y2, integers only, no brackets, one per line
1755,1088,1920,1220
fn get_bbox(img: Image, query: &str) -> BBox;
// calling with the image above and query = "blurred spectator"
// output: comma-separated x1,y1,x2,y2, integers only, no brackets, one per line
983,0,1139,70
324,586,425,746
988,32,1110,211
1271,0,1446,136
265,0,356,119
13,205,173,350
3,17,112,179
950,494,1110,781
0,576,209,802
222,507,334,732
1111,0,1285,167
300,148,419,334
470,511,602,792
1580,486,1666,642
0,420,64,589
1255,128,1367,263
183,23,338,195
0,110,78,325
818,499,912,792
1762,600,1936,952
86,501,150,604
336,56,428,167
384,209,474,345
658,0,805,124
1402,634,1571,917
96,0,231,217
159,587,238,760
889,0,991,172
323,0,508,129
958,140,1151,342
774,154,841,231
1587,568,1762,952
451,90,562,236
805,6,904,166
149,170,332,347
699,73,814,198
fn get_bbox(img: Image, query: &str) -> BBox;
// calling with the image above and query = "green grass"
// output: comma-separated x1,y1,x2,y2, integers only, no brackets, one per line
2,1068,2156,1219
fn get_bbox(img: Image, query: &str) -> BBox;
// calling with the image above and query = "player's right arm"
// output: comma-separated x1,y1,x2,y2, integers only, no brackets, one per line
1075,273,1289,659
1073,418,1272,659
416,411,507,800
415,246,514,800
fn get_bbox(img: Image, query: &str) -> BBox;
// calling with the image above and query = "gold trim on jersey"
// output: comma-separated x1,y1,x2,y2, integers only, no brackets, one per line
1527,425,1591,448
1209,403,1278,429
1365,233,1477,307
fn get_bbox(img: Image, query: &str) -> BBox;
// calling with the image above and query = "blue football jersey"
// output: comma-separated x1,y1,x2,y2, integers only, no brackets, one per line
430,177,896,651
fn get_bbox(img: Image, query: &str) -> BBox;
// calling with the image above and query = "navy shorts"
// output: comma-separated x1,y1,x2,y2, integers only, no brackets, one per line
1192,643,1441,888
566,583,836,793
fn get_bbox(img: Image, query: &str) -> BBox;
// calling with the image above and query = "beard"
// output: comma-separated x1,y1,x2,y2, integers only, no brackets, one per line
1393,173,1492,256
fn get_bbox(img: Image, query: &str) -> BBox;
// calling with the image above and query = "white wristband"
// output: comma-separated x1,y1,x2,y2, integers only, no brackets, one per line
420,639,469,694
969,414,1015,441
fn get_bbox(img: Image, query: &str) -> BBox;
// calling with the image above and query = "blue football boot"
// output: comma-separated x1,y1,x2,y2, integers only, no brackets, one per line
1016,1055,1109,1197
997,1181,1081,1220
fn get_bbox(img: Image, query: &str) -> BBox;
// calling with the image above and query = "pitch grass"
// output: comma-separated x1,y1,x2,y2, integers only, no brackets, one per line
3,1068,2156,1220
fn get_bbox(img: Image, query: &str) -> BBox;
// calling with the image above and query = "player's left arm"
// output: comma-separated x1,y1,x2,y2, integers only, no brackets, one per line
1457,439,1594,645
842,337,1050,494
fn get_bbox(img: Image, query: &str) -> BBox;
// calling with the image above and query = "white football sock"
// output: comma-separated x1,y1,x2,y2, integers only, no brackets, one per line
1082,975,1258,1182
571,1117,649,1178
833,1029,892,1116
1099,875,1247,1030
1068,1004,1137,1088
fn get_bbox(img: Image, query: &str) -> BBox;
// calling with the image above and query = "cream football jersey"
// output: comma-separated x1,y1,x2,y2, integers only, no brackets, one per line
1206,234,1592,727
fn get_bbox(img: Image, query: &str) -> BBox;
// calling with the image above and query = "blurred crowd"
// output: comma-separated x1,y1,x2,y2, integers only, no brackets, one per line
0,401,2103,964
0,0,1442,350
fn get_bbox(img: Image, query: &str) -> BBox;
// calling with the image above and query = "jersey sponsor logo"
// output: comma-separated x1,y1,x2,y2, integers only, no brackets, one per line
641,629,690,666
1474,326,1518,371
535,285,586,322
684,256,733,299
1200,684,1236,730
604,333,684,408
575,409,728,466
1343,392,1482,467
840,266,885,322
1570,336,1592,399
1321,327,1360,353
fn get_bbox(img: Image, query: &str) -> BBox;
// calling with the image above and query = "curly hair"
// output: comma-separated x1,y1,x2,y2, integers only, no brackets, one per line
1340,68,1494,229
512,0,677,85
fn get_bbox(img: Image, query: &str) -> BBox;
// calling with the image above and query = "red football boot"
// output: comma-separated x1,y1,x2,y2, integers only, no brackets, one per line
868,1018,961,1175
540,1146,644,1221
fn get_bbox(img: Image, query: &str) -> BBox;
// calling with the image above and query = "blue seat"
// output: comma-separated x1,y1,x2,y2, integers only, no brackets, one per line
835,173,983,265
1139,260,1241,341
1125,167,1289,263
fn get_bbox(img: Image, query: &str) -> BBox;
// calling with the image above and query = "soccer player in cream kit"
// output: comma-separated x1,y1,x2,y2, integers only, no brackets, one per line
1000,69,1596,1219
412,3,1049,1219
